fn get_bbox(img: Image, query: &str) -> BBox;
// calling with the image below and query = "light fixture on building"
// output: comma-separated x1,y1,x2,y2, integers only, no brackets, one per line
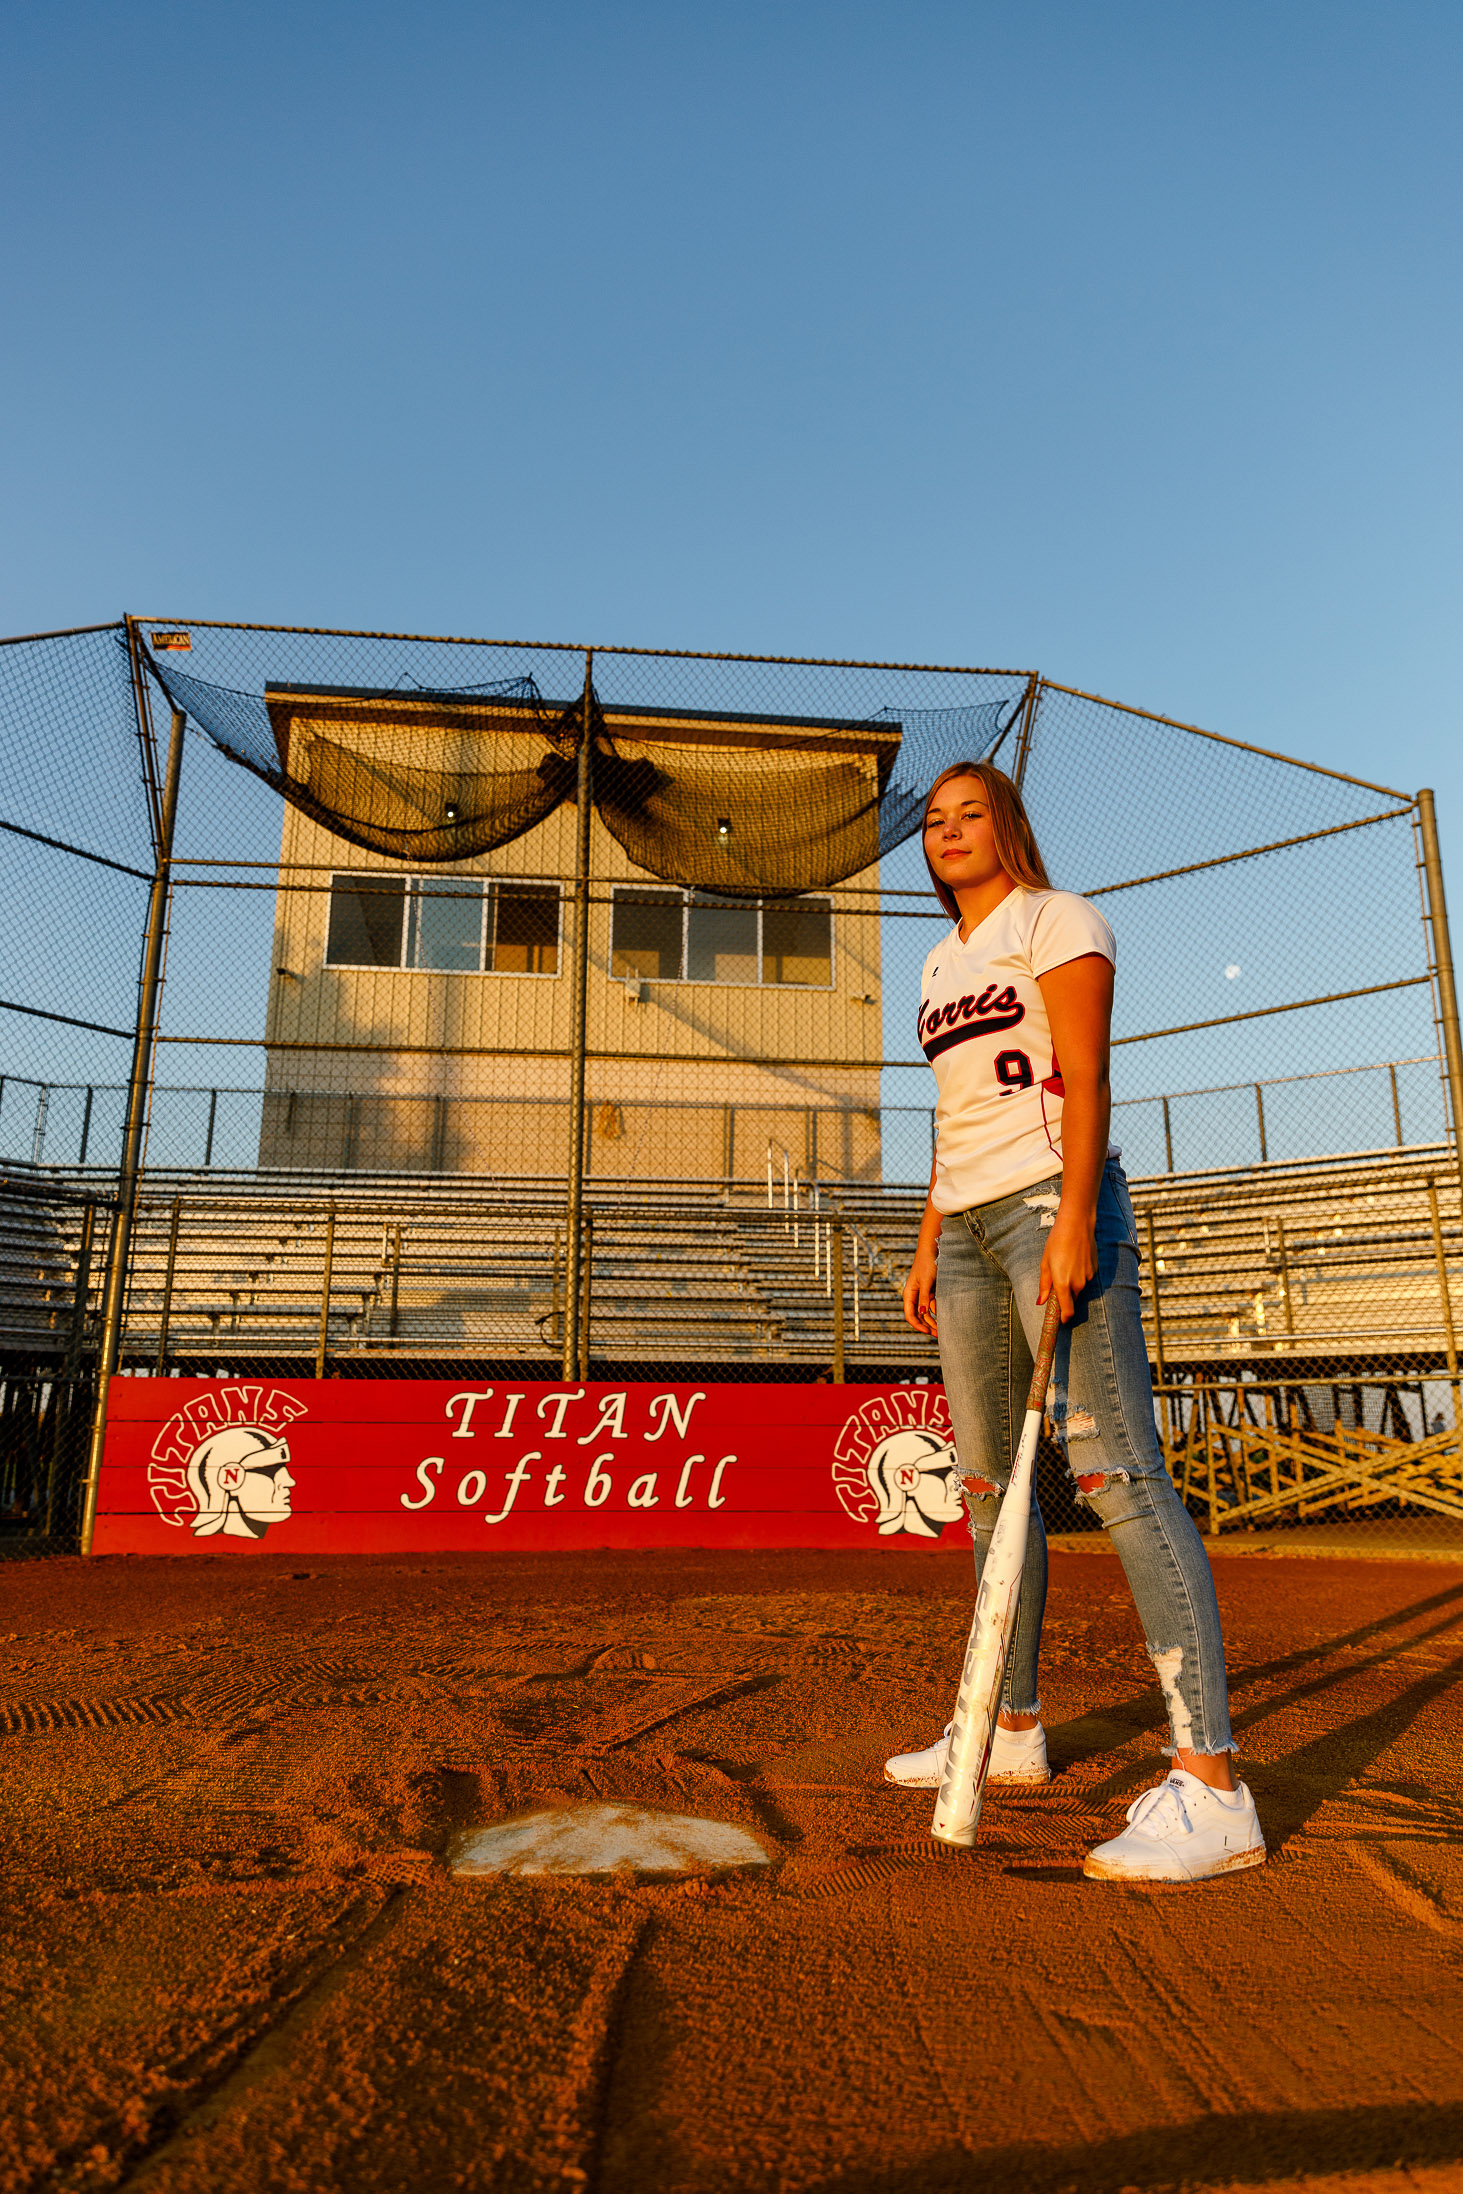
716,817,731,840
444,803,461,822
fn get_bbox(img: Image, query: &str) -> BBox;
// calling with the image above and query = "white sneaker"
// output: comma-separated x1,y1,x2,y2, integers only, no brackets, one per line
1083,1771,1266,1882
884,1719,1051,1788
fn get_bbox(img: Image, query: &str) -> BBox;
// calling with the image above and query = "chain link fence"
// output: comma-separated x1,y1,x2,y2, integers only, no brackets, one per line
2,617,1459,1554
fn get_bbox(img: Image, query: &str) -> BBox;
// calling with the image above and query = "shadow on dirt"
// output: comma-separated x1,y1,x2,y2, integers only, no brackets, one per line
803,2098,1463,2192
1246,1645,1463,1851
1045,1578,1463,1831
409,1766,485,1855
1230,1575,1463,1689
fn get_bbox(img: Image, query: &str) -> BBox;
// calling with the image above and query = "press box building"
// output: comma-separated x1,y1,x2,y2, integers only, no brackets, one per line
257,685,888,1183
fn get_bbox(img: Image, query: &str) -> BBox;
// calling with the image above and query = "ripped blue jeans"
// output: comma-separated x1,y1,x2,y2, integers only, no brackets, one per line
934,1161,1235,1757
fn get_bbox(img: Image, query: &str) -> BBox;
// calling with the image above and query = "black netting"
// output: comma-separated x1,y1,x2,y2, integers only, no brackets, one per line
0,624,155,1096
0,623,157,869
592,697,1016,894
154,664,577,863
150,640,1021,893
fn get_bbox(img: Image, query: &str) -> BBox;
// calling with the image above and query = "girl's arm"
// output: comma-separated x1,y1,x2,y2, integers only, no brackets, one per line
902,1152,942,1334
1036,952,1114,1321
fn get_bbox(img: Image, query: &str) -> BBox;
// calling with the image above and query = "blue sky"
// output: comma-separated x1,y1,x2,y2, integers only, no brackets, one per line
2,0,1460,827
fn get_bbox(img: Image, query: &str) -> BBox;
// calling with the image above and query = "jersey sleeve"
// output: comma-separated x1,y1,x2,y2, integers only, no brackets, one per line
1028,892,1116,977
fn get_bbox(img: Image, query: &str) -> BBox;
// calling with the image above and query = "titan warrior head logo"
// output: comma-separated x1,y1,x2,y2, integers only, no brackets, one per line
832,1389,961,1539
148,1386,306,1541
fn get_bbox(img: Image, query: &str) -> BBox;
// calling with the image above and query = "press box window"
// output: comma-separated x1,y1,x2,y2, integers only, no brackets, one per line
687,895,758,983
489,882,559,973
407,878,485,971
609,889,831,986
325,876,406,968
325,875,559,974
611,889,684,980
763,900,832,986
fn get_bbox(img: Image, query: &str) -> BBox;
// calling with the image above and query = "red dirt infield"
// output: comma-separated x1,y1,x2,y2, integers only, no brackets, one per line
3,1544,1463,2193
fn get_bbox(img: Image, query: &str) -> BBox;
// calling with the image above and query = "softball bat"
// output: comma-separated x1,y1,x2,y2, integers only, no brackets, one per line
931,1290,1063,1849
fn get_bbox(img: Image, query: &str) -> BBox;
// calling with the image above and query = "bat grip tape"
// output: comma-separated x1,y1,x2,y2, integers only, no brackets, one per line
1024,1294,1063,1418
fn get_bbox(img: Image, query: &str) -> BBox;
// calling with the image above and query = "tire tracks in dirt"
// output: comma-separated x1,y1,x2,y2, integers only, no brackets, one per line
32,1887,401,2194
563,1915,654,2193
1347,1842,1462,1939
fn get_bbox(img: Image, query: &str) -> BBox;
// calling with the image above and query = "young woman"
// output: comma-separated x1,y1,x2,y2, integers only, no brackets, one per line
884,760,1265,1882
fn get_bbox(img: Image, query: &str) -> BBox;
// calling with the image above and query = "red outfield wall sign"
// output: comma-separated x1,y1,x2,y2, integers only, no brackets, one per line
95,1379,967,1555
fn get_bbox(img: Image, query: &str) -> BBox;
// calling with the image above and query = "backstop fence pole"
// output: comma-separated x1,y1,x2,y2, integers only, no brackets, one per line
1011,673,1042,790
562,650,595,1381
1417,789,1463,1206
79,703,187,1555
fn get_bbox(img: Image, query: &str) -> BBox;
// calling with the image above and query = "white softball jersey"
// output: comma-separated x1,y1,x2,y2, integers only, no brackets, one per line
919,886,1117,1216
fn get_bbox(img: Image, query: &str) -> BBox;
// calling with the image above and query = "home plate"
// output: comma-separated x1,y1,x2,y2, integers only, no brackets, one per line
450,1802,770,1879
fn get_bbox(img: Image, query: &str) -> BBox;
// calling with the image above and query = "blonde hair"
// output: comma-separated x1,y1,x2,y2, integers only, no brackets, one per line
922,760,1050,920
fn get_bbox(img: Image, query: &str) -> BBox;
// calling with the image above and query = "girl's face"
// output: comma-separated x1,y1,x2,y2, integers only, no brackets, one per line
923,776,1007,897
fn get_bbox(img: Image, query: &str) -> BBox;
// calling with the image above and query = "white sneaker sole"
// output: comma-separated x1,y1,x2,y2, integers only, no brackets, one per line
1082,1840,1266,1883
883,1762,1052,1790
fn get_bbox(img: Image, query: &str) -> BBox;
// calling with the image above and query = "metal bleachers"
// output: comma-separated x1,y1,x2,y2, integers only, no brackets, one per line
4,1143,1460,1383
101,1178,861,1369
0,1176,106,1363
